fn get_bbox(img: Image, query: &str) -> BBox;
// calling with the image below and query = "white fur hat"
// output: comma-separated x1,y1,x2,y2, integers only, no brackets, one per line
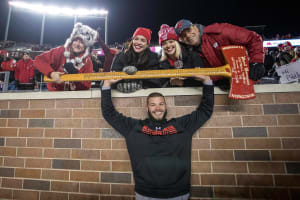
63,23,98,70
64,23,98,48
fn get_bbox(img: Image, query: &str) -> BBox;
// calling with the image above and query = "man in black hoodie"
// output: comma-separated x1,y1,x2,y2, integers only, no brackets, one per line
101,75,214,199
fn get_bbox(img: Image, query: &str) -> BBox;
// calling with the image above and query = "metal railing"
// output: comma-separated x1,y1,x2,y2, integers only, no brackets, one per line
0,71,10,92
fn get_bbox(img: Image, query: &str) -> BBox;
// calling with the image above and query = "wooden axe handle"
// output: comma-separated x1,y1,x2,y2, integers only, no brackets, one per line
43,64,232,82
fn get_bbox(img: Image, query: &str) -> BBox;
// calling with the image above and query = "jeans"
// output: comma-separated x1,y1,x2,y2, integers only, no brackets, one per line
136,192,190,200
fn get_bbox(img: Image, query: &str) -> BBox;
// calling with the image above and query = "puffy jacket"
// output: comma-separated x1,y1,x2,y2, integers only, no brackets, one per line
15,58,35,83
197,23,264,67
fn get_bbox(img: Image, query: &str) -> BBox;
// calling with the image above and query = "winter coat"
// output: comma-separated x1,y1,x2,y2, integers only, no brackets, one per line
184,23,264,81
34,46,92,91
15,58,35,83
111,48,161,88
191,23,264,67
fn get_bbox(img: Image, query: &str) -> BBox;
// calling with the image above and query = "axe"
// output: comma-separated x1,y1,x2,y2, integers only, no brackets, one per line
44,45,255,100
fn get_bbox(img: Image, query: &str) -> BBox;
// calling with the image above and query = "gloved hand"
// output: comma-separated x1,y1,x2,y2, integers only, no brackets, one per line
116,80,142,93
249,63,265,81
63,62,78,74
214,78,230,91
123,66,137,75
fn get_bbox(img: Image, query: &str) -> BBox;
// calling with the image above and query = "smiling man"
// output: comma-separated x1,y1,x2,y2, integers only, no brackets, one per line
174,19,265,88
100,75,214,200
34,23,97,91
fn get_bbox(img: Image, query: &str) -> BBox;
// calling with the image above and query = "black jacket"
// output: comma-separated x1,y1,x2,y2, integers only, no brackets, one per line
101,85,214,198
111,48,161,88
159,44,204,87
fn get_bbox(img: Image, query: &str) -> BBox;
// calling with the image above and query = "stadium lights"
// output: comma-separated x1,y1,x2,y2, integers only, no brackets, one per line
8,1,108,16
5,1,109,45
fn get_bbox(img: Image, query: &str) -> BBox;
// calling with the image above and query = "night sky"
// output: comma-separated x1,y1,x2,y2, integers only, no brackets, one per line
0,0,299,46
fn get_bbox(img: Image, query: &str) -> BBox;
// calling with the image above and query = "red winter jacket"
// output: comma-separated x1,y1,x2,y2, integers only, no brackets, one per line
199,23,264,67
15,58,35,83
34,46,92,91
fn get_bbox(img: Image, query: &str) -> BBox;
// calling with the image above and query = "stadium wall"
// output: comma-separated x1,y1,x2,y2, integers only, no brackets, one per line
0,85,300,200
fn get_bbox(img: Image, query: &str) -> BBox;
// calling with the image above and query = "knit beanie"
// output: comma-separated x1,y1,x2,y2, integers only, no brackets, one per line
132,27,152,44
158,24,179,45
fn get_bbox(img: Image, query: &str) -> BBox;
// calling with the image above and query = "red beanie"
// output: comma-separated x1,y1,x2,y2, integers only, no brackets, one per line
158,24,179,45
132,27,152,44
283,41,293,48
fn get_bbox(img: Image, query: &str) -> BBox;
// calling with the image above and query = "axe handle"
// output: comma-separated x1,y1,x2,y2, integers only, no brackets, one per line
44,64,231,82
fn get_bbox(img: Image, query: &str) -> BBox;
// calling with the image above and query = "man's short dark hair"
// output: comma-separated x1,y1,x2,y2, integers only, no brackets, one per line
147,92,165,105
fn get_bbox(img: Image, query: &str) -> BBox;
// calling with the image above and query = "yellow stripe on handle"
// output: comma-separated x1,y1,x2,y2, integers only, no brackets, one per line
44,64,231,82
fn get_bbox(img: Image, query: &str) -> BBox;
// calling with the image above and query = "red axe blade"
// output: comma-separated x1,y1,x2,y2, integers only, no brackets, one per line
221,46,256,100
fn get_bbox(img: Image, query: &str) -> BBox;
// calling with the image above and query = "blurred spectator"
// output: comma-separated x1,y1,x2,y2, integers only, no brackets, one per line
0,50,17,90
14,51,35,90
263,47,275,76
282,33,292,39
278,41,294,66
291,46,300,62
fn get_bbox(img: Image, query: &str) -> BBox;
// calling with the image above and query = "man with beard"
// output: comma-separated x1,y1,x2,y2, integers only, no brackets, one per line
34,23,97,91
100,75,214,200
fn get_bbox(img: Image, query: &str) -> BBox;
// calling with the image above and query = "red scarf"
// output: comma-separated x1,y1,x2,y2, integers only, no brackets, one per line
167,57,177,67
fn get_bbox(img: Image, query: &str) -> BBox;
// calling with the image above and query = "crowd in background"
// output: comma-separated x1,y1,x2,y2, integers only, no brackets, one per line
262,41,300,81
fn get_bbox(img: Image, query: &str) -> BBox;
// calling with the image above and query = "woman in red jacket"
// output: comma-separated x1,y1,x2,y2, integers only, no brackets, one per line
34,23,98,91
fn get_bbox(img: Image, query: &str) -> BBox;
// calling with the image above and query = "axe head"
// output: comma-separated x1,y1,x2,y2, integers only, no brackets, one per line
221,46,256,100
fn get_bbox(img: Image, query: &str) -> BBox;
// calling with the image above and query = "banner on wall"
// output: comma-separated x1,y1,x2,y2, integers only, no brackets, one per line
276,60,300,83
263,39,300,48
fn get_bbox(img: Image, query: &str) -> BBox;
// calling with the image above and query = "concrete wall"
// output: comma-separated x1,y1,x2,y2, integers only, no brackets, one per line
0,85,300,200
